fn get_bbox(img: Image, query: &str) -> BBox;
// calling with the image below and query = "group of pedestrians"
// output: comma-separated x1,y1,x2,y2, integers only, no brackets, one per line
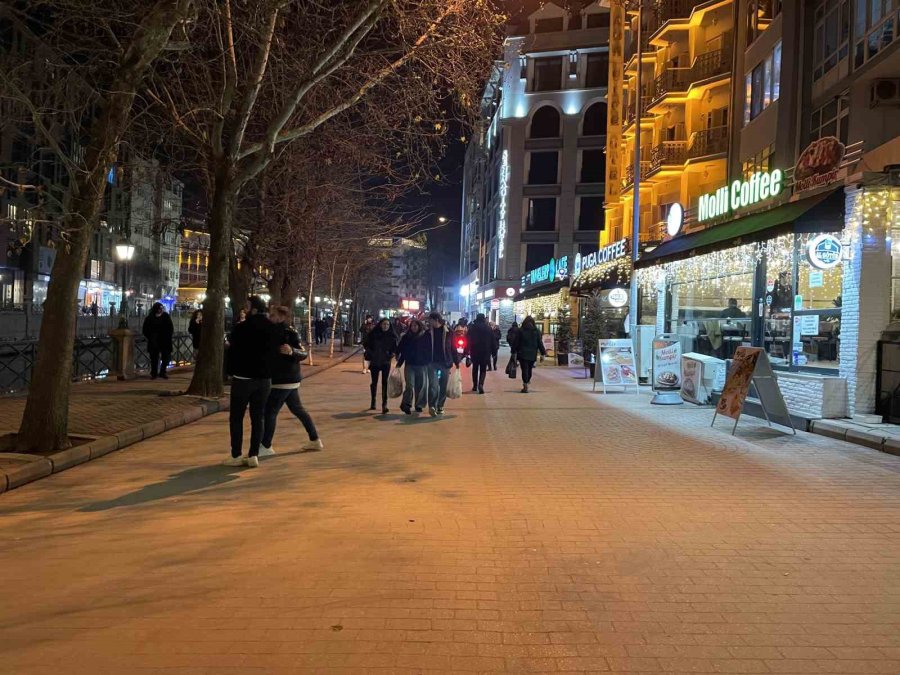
224,296,322,469
362,311,460,417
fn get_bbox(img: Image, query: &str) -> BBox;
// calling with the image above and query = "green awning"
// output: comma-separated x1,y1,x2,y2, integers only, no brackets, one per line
635,188,844,269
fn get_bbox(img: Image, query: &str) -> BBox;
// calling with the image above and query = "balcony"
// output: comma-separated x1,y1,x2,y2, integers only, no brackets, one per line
687,126,729,160
649,141,687,173
651,67,691,104
622,161,652,191
624,96,651,126
652,0,706,25
692,40,733,82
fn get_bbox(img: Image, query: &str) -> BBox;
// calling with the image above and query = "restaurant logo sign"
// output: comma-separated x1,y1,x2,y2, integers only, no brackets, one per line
497,150,510,259
794,137,846,194
573,238,628,277
807,234,843,270
521,255,569,290
698,169,783,222
608,288,628,307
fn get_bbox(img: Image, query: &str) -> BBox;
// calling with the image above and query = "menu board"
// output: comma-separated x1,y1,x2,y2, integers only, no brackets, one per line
541,334,555,357
680,358,702,404
652,335,682,392
594,339,638,393
715,347,762,420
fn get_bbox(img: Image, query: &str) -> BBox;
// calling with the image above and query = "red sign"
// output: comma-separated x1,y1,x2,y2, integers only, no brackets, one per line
794,136,846,193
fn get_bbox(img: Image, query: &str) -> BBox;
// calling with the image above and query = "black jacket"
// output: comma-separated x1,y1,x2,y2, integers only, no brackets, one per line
396,326,430,368
270,324,307,385
492,326,501,352
227,313,281,379
425,325,460,368
188,318,201,348
466,318,494,362
506,326,520,352
142,312,174,352
364,327,397,369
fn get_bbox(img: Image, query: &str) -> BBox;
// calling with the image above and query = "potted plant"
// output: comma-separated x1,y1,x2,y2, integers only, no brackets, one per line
581,291,604,378
555,304,572,366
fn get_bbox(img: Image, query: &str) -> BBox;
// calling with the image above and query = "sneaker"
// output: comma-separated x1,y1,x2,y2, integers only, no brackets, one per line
302,439,324,451
258,445,276,457
415,407,423,413
437,408,445,415
222,455,244,467
429,407,437,417
244,455,259,468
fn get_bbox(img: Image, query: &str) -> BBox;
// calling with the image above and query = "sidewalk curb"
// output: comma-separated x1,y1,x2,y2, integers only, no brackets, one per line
0,347,360,496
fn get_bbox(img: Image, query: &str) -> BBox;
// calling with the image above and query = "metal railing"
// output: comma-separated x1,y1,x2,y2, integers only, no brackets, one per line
653,0,706,24
625,96,651,125
650,141,687,171
651,67,692,103
622,161,652,190
693,42,733,81
688,126,729,159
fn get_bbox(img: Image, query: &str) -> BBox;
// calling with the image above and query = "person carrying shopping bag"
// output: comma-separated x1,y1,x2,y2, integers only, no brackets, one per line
396,319,428,414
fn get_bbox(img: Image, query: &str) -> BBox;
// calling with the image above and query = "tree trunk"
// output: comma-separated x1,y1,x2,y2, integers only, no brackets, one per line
228,256,252,311
188,163,236,397
329,262,348,358
306,260,316,366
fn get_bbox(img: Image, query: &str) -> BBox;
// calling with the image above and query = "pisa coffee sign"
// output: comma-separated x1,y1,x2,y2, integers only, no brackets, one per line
794,136,846,194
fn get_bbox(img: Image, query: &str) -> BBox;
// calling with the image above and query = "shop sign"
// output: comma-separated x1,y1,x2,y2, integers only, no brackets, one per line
505,287,516,297
809,270,824,288
799,315,820,336
608,288,628,307
697,169,783,222
490,299,500,310
596,338,638,392
521,255,569,290
604,2,626,204
666,203,684,237
652,335,682,392
498,150,510,259
542,333,555,357
807,234,843,270
572,238,628,277
794,137,846,194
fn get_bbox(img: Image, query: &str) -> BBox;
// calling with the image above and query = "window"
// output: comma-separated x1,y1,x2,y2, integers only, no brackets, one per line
794,233,842,370
810,95,850,145
532,57,563,92
813,0,849,81
582,102,607,136
578,197,605,230
534,17,564,33
585,53,609,87
741,144,775,179
586,12,611,29
744,41,781,124
525,244,555,272
747,0,783,45
530,106,561,138
854,0,899,67
580,149,605,183
527,152,559,185
526,198,557,231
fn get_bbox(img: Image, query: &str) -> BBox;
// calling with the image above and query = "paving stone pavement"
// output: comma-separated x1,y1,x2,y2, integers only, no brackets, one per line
0,356,899,674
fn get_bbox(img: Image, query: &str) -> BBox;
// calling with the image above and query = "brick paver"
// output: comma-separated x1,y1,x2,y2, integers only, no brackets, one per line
0,357,898,674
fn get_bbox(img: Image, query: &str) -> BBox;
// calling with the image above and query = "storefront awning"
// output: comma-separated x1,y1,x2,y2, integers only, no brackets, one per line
635,188,844,269
515,279,568,302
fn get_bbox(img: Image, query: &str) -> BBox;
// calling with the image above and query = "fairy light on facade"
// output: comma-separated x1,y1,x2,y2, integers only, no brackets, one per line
497,149,510,260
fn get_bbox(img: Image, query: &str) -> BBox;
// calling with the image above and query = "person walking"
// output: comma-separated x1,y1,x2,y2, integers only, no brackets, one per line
363,317,397,414
424,311,460,416
360,315,375,374
224,296,281,468
490,322,501,371
142,302,174,379
396,318,428,414
259,306,323,455
188,309,202,361
514,316,546,393
466,313,493,394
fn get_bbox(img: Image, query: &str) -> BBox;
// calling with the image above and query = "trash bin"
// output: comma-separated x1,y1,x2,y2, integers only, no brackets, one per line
343,330,352,347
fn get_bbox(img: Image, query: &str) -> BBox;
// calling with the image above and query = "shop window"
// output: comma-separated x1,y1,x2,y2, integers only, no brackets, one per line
525,244,555,272
793,233,843,370
585,53,609,87
747,0,783,45
810,95,849,145
578,197,605,231
530,106,561,138
744,41,781,124
534,17,564,34
583,102,607,137
854,0,898,67
527,152,559,185
532,57,563,92
526,198,557,231
741,144,775,180
580,149,605,183
586,12,610,29
813,0,849,81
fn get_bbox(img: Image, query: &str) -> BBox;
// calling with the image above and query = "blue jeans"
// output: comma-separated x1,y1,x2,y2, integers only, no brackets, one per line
401,365,428,410
427,363,450,410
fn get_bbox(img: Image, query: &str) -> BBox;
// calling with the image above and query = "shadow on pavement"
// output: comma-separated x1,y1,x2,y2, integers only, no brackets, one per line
78,465,243,512
332,411,377,420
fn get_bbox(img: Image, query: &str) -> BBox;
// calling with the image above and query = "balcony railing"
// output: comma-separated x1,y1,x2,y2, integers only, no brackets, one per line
653,0,706,24
622,161,652,190
651,67,692,103
693,40,734,81
688,126,729,159
625,96,651,126
650,141,687,172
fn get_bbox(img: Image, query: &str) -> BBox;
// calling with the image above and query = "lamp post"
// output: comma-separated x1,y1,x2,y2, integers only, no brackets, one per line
115,240,135,329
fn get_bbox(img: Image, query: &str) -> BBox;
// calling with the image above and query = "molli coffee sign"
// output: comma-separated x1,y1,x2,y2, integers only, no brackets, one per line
521,255,569,290
698,169,783,222
794,137,846,194
572,238,628,277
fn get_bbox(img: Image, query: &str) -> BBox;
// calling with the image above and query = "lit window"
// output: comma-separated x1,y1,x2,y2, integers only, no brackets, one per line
744,41,781,124
813,0,849,81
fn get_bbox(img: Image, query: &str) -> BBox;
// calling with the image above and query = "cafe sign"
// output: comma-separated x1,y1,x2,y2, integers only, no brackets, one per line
807,234,843,270
573,238,628,277
698,169,783,222
521,255,569,290
794,137,846,195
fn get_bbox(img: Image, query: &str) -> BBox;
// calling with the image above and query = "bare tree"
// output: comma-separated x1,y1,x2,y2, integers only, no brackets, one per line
0,0,193,452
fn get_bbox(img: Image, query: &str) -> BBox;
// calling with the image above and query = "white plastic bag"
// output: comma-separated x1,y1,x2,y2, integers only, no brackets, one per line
446,368,462,399
387,367,404,399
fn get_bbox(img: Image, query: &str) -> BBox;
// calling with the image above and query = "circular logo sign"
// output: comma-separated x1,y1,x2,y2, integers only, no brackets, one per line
608,288,628,308
505,287,516,298
807,234,842,270
666,203,684,237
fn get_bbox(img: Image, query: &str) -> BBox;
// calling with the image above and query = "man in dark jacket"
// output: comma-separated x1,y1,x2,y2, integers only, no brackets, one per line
396,319,428,414
224,296,282,468
260,306,322,455
466,313,494,394
142,302,174,379
424,311,460,416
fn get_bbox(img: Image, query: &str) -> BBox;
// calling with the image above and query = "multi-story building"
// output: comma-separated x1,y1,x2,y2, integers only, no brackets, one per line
460,1,612,327
177,216,211,308
598,0,900,418
369,236,428,310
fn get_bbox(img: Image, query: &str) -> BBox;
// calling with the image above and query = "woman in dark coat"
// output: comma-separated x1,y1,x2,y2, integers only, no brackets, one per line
466,313,494,394
142,302,174,379
490,323,501,371
514,316,546,393
363,317,397,413
188,309,202,360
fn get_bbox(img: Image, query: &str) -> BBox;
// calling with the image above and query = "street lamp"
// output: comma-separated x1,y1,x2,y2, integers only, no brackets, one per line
438,216,448,223
115,240,135,328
